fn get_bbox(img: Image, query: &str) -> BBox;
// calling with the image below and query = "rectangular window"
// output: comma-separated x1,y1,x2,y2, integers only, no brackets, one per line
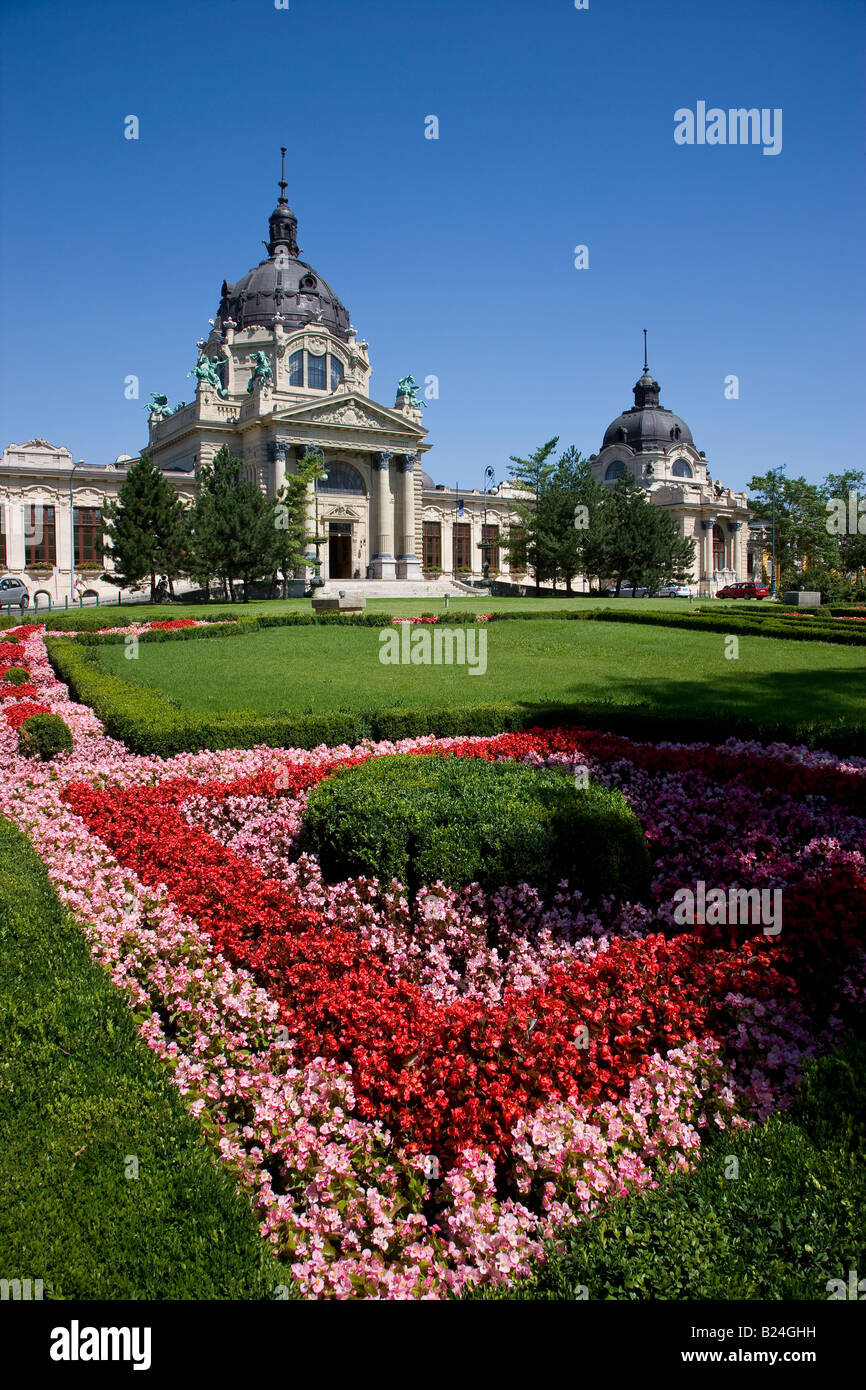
289,350,304,387
0,507,6,569
73,507,103,566
453,522,472,571
24,504,56,568
422,520,441,570
509,526,527,572
329,356,344,392
307,352,326,390
481,523,499,571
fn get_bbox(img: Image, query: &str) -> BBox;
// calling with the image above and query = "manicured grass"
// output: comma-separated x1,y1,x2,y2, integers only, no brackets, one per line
468,1041,866,1301
98,613,866,730
0,816,285,1299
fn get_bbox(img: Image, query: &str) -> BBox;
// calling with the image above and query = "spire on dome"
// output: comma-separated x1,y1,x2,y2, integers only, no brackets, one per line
266,146,299,258
633,330,660,408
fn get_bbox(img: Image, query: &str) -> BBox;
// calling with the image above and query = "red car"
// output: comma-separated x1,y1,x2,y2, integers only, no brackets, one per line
716,581,770,600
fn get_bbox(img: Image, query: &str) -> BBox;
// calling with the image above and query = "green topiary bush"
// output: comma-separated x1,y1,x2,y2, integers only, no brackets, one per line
17,712,74,761
298,753,651,902
2,666,30,685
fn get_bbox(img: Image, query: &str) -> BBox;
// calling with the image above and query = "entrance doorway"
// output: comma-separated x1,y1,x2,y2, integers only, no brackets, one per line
328,523,352,579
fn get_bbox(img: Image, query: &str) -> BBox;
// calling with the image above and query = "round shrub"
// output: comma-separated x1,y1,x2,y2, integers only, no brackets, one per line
3,666,30,685
17,712,74,761
299,753,651,902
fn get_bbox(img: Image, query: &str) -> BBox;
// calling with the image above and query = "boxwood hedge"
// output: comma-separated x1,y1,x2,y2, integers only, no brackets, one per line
299,753,652,902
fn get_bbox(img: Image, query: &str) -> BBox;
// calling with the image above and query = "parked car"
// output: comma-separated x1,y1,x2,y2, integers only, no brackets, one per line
656,584,692,598
716,581,770,600
604,584,649,597
0,576,29,610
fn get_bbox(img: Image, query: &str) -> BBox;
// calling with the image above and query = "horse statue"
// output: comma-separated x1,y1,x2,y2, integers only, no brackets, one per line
146,392,173,419
396,373,426,409
188,354,228,397
246,350,274,393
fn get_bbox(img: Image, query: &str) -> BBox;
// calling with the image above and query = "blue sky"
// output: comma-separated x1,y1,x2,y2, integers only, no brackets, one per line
1,0,863,495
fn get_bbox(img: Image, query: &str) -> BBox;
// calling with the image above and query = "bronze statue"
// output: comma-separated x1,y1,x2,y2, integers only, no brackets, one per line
247,350,274,393
189,354,228,397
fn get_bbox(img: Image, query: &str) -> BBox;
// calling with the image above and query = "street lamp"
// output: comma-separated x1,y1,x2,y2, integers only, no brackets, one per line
69,459,84,601
768,465,785,599
481,466,496,580
311,468,329,588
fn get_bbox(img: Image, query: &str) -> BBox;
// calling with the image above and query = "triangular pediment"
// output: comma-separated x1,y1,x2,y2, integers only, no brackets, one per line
270,392,425,437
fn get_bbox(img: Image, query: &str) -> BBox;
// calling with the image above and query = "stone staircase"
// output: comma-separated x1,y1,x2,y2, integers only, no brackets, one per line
318,577,480,600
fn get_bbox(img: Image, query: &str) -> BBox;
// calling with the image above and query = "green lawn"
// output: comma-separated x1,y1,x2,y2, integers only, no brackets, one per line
98,615,866,728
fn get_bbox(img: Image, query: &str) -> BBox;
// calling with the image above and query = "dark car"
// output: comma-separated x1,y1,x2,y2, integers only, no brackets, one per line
716,581,770,600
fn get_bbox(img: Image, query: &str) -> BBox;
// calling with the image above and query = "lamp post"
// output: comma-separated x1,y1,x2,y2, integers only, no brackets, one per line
311,468,329,587
482,465,495,580
69,459,84,601
768,465,785,599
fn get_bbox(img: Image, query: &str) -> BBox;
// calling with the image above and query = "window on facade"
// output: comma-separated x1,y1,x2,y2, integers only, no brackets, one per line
509,526,527,571
288,350,304,387
671,459,692,478
481,523,499,570
25,504,56,567
330,356,344,391
307,352,327,390
316,463,366,495
0,507,6,568
423,520,441,570
605,460,626,482
453,522,472,571
73,507,103,566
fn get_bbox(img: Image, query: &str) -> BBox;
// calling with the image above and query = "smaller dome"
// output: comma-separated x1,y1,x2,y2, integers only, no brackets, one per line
602,356,695,453
421,470,436,490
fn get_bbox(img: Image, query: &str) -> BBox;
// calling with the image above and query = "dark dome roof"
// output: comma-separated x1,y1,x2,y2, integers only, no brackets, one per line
216,174,352,340
421,470,436,490
217,255,351,340
602,363,694,452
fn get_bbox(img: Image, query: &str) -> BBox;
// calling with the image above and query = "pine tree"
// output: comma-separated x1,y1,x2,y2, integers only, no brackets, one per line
503,437,560,594
597,475,694,594
271,451,325,597
102,453,189,601
189,447,276,602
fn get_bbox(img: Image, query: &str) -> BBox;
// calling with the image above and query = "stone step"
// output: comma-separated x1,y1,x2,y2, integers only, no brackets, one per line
318,578,477,599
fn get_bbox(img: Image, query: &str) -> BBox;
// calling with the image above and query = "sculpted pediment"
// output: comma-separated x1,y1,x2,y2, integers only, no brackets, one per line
272,393,425,437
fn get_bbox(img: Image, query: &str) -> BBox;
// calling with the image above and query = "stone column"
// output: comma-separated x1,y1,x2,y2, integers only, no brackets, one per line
272,440,288,496
395,453,421,580
730,520,743,579
4,501,26,570
699,518,715,591
370,451,396,579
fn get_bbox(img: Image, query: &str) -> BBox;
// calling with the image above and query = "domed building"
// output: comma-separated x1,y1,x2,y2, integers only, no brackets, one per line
145,154,430,581
592,346,750,592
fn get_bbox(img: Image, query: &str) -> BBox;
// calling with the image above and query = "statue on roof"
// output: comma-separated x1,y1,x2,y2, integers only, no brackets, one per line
189,354,228,397
246,350,274,393
396,374,426,409
146,393,173,419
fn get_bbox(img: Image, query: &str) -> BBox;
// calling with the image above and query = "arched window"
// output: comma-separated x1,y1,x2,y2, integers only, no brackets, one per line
288,350,303,387
671,459,692,479
605,460,626,482
307,352,326,390
316,462,367,496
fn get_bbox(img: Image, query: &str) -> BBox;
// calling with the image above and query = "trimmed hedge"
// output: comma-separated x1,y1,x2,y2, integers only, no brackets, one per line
299,754,651,902
468,1040,866,1301
0,815,286,1298
17,712,74,761
580,608,866,646
46,635,866,756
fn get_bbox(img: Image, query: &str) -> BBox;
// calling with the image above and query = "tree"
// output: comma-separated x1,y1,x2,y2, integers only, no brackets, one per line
189,447,277,602
747,469,835,589
271,451,325,596
545,446,604,592
822,468,866,583
102,453,189,601
596,475,694,594
503,437,560,594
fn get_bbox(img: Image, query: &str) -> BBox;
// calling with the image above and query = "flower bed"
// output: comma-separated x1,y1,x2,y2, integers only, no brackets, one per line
1,626,864,1297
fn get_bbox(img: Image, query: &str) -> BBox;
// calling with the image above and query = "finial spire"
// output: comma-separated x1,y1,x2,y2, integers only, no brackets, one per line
278,146,287,202
643,328,648,373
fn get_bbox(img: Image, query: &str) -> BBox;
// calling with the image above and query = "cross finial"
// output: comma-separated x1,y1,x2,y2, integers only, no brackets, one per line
643,328,648,373
278,146,287,200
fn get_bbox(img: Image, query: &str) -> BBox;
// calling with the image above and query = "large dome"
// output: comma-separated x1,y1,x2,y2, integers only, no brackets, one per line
216,162,352,340
602,367,694,452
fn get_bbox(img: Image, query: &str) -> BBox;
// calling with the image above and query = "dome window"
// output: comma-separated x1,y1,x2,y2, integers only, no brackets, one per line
299,274,318,293
672,459,693,479
288,350,304,387
330,356,344,391
307,351,326,390
605,460,627,482
616,427,628,443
